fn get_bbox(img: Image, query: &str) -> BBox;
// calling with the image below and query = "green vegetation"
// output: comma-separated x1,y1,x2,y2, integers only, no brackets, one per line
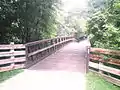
0,69,23,83
87,0,120,79
0,0,86,44
86,72,120,90
0,0,61,44
87,0,120,50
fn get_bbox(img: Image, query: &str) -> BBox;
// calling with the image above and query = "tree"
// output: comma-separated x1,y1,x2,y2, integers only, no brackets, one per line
0,0,61,43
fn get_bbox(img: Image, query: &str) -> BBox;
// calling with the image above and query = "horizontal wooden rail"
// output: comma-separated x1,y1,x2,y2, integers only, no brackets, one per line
91,48,120,56
28,39,72,57
0,42,26,72
89,62,120,76
87,47,120,86
0,57,25,65
0,51,25,57
90,54,120,66
0,44,25,50
26,36,72,47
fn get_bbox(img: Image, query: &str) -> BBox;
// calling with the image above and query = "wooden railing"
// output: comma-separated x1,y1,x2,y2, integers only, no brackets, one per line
25,36,74,68
0,42,25,72
87,47,120,86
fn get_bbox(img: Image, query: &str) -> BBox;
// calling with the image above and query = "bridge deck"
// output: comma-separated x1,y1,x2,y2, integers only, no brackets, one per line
0,40,88,90
29,41,87,73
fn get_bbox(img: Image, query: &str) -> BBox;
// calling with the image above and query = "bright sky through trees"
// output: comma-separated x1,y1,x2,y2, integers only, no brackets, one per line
62,0,88,12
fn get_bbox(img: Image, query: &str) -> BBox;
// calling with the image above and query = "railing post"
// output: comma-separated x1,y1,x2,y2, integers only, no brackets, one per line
99,60,103,74
60,38,62,48
53,39,56,51
86,46,90,73
10,42,15,69
56,38,58,50
25,45,29,68
86,39,91,73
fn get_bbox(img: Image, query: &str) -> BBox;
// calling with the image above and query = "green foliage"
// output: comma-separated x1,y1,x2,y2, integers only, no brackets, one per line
87,0,120,50
57,13,86,38
0,0,61,43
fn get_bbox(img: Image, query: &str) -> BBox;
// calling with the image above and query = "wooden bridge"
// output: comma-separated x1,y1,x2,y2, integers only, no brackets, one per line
0,37,89,90
28,40,87,73
0,37,89,73
0,36,120,90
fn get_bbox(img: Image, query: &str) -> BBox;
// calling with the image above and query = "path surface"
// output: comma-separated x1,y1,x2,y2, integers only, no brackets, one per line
29,40,87,73
0,40,90,90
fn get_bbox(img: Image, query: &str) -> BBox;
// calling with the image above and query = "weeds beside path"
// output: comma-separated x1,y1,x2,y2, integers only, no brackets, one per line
0,69,23,83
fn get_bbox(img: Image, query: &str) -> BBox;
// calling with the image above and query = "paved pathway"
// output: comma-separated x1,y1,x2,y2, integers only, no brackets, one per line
0,40,90,90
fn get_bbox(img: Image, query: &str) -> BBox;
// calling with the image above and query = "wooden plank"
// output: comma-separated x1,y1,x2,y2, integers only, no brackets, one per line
90,54,102,60
0,44,25,50
0,64,24,72
13,44,25,49
14,51,25,56
0,57,25,65
0,51,25,57
89,61,120,76
0,45,11,49
90,54,120,66
0,65,13,72
25,37,73,46
100,64,120,76
26,39,53,46
0,58,13,65
14,64,25,69
28,39,72,57
91,48,120,56
89,61,99,69
14,57,26,62
90,58,120,66
0,51,13,57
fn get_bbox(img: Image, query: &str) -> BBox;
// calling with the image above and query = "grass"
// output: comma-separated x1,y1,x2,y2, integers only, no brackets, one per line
0,69,23,83
86,72,120,90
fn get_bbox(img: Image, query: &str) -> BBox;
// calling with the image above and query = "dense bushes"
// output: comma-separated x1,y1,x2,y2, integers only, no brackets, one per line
87,0,120,50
